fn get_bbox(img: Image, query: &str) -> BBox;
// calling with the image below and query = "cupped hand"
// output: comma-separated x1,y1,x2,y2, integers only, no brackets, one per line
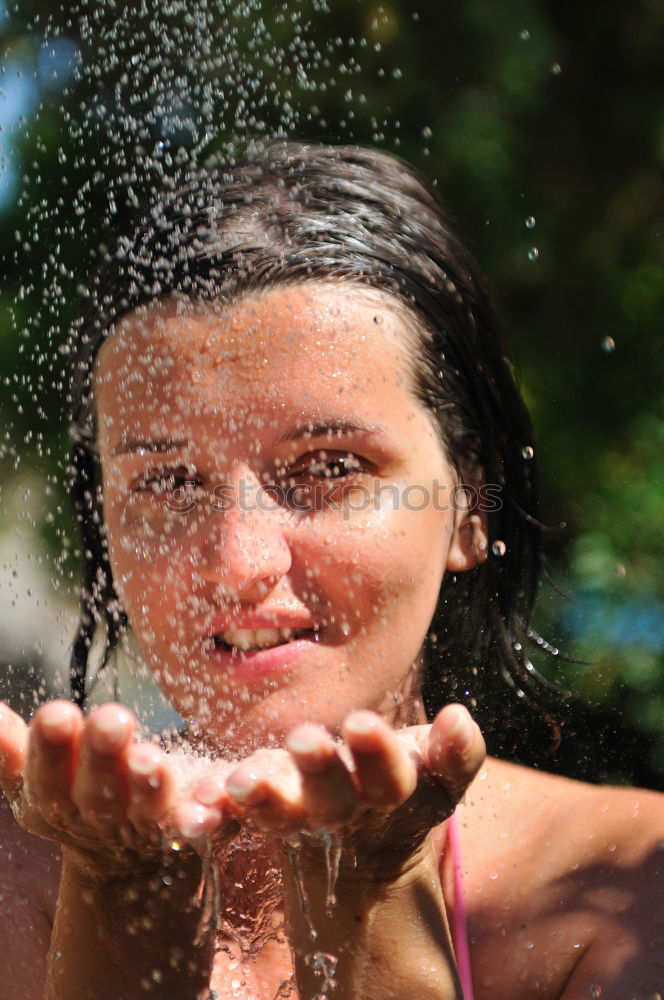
175,703,485,874
0,700,213,879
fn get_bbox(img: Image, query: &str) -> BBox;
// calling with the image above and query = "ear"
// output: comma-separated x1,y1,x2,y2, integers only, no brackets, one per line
445,509,489,573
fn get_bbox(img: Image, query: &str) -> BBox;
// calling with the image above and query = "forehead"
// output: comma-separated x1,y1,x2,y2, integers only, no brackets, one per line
94,282,425,443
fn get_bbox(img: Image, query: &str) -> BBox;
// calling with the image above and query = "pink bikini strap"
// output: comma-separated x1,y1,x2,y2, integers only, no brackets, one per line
447,811,475,1000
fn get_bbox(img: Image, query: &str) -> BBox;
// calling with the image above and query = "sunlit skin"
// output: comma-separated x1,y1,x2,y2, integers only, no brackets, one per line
0,283,489,997
0,282,662,1000
95,283,486,752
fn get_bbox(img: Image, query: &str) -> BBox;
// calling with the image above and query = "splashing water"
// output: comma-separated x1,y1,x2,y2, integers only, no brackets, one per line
305,951,338,998
319,830,342,914
0,0,404,719
195,840,222,946
283,836,317,943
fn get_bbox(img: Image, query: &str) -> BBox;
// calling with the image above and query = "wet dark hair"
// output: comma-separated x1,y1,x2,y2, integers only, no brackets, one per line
68,142,554,753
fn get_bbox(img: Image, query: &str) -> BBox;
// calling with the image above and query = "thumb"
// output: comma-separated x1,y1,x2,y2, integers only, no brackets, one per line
426,704,486,800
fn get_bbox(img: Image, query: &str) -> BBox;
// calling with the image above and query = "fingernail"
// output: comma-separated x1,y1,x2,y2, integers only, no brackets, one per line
178,804,219,841
194,778,225,807
286,725,322,756
344,711,378,736
88,710,131,754
40,705,77,745
226,771,257,803
448,708,474,753
127,752,162,790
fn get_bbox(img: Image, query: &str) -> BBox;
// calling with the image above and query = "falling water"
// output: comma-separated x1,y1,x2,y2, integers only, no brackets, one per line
283,837,317,943
319,830,342,914
195,840,222,946
305,951,338,999
5,2,657,998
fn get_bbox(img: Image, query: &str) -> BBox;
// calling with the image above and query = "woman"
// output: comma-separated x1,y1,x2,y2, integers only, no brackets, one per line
0,144,661,1000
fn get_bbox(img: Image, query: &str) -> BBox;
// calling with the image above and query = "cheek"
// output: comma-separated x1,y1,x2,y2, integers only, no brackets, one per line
105,504,197,642
299,503,449,625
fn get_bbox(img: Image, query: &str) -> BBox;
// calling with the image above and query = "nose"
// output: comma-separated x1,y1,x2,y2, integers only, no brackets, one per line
195,468,292,600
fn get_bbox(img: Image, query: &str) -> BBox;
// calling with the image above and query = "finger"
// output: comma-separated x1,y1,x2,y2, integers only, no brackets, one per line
342,711,418,808
426,704,486,798
171,800,225,844
126,743,177,832
225,752,310,830
174,769,236,845
225,759,276,809
71,704,135,824
285,724,358,824
25,701,84,822
191,772,230,812
0,703,28,800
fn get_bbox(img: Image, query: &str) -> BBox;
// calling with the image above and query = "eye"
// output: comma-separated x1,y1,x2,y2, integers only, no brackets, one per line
288,450,367,482
133,466,202,497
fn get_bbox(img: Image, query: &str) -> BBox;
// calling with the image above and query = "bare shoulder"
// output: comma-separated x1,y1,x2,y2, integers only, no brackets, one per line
462,756,663,870
457,759,664,999
0,796,61,999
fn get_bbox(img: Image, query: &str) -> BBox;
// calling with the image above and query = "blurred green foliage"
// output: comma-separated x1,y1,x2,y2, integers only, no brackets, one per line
1,0,662,785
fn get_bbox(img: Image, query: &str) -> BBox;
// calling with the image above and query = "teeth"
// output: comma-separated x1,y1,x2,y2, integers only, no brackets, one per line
221,627,295,651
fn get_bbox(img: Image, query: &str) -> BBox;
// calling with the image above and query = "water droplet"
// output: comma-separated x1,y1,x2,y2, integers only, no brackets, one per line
421,126,433,139
519,28,531,41
522,445,534,460
488,870,499,880
589,984,602,998
491,540,507,557
305,951,338,997
527,247,539,261
551,62,562,75
601,336,616,353
525,216,536,229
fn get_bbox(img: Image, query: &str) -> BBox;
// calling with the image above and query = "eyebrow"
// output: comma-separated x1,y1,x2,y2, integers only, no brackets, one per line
111,421,382,456
111,438,190,456
276,420,381,444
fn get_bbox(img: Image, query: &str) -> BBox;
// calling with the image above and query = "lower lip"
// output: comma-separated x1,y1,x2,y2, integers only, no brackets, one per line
205,636,317,680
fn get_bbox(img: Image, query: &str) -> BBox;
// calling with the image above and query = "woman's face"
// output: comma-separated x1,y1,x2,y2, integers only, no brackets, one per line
95,283,485,752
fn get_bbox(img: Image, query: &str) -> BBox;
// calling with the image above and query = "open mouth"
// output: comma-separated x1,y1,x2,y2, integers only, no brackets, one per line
212,627,315,654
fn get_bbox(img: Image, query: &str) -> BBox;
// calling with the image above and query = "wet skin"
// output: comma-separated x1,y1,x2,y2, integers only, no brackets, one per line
94,283,488,752
1,283,662,1000
91,279,489,841
0,282,488,998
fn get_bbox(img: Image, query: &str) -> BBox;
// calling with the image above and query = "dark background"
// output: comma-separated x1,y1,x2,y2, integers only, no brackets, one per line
1,0,662,786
